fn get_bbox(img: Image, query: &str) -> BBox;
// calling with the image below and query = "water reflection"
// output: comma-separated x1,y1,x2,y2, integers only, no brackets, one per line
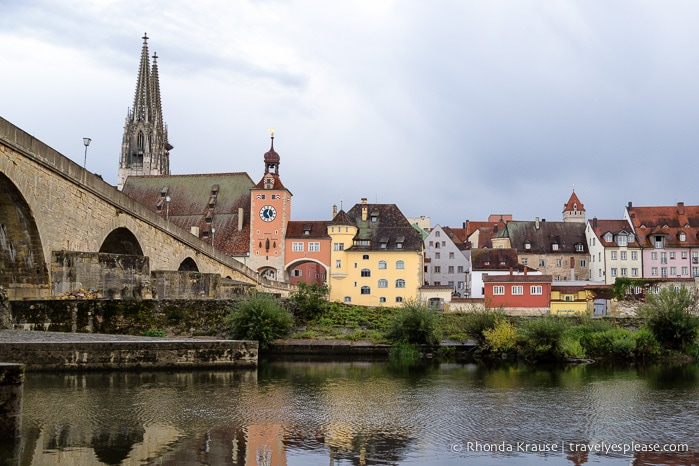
9,361,699,465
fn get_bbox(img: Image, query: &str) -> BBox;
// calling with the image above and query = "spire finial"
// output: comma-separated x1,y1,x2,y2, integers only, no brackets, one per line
153,52,158,62
142,32,148,43
268,127,275,148
572,184,575,193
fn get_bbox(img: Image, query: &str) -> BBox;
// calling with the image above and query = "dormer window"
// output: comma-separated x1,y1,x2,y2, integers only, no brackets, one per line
679,232,686,242
264,177,274,189
395,236,404,249
573,203,578,211
160,186,169,197
211,184,219,196
380,237,388,249
617,235,628,247
552,243,559,251
303,225,311,236
575,243,584,252
524,241,531,250
370,212,379,222
604,232,613,242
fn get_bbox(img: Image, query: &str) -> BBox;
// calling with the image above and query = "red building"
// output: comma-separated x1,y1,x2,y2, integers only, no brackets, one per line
482,269,552,314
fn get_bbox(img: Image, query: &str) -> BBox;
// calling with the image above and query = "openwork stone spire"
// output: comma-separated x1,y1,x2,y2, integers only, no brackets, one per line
118,33,172,190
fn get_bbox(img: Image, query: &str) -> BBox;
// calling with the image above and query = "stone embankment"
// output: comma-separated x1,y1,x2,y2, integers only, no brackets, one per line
0,330,257,372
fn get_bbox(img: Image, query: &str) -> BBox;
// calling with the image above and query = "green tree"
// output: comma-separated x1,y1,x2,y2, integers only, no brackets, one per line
639,286,699,352
386,300,440,345
288,281,330,322
226,293,294,349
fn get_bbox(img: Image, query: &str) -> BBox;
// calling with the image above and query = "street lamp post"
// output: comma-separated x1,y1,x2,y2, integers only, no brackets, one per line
211,227,216,250
165,195,171,221
82,138,91,183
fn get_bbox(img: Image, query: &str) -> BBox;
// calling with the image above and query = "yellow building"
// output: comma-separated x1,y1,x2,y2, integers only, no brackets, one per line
327,198,424,307
550,284,591,315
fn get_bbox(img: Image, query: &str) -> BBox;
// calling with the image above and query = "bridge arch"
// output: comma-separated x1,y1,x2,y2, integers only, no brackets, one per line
99,227,144,256
178,257,199,272
285,258,328,285
0,172,49,289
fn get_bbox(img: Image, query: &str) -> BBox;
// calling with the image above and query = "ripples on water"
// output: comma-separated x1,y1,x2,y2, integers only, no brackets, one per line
11,361,699,465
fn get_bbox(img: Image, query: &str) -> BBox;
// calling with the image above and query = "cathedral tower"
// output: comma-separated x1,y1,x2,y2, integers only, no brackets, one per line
117,33,173,190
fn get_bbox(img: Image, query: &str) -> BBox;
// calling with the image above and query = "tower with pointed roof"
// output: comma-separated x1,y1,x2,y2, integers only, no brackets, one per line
248,131,292,280
117,33,173,190
563,189,586,223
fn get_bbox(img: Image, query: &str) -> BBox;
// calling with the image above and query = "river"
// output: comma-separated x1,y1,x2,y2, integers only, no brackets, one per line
8,359,699,465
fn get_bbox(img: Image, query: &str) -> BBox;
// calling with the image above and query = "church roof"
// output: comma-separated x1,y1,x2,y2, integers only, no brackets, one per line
122,172,254,256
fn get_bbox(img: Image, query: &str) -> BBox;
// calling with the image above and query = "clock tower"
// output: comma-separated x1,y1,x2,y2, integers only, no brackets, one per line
249,131,292,281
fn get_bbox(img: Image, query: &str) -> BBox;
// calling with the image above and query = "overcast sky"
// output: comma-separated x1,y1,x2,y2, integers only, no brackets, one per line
2,1,699,228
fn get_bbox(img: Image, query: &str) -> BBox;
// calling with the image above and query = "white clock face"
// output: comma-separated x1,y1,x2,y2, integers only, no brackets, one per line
260,205,277,222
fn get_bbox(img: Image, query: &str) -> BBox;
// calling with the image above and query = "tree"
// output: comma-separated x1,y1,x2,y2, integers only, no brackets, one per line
639,286,699,352
287,281,329,322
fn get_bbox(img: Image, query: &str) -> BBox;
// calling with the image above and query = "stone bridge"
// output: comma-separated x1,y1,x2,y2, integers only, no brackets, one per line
0,117,293,301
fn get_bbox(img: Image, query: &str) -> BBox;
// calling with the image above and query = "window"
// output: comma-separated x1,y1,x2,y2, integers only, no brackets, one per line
379,297,386,303
396,261,405,269
308,242,320,252
580,259,587,267
682,251,688,259
333,243,344,251
429,241,434,247
617,235,628,247
661,252,667,264
680,232,686,242
335,260,342,269
693,252,699,264
344,296,352,303
651,267,658,276
693,267,699,277
530,285,543,295
552,244,559,251
378,279,388,288
378,260,387,269
435,252,440,259
448,266,454,273
361,269,371,277
620,251,627,260
395,297,403,303
682,267,688,275
661,268,668,278
396,279,406,288
611,251,617,260
575,244,584,252
435,242,440,249
457,266,464,273
435,231,441,237
670,267,677,276
292,242,304,252
512,286,524,295
493,286,505,295
449,252,455,259
651,252,657,260
621,268,627,276
655,236,663,248
539,259,545,267
361,286,371,295
363,254,370,260
448,281,454,287
292,270,302,277
522,258,528,265
631,251,638,261
632,268,638,277
670,252,676,260
556,259,562,267
434,266,441,273
611,268,617,277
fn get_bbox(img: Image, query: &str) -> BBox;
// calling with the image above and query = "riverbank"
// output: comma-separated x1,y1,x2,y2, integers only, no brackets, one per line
0,330,258,371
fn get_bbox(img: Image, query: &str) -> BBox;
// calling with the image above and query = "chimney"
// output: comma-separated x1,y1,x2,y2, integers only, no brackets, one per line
361,198,368,221
332,204,337,218
628,201,633,208
238,207,244,232
535,217,540,230
678,202,685,215
509,267,513,276
593,217,598,228
523,267,528,276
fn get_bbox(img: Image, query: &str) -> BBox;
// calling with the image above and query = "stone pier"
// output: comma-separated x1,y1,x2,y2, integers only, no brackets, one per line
0,363,24,466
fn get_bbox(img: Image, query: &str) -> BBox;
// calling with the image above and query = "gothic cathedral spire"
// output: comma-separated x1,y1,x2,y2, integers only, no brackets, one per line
118,33,173,190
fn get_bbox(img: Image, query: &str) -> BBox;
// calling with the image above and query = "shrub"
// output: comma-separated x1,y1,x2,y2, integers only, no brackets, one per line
386,300,439,345
517,317,570,360
483,316,517,353
560,337,586,359
287,282,330,323
459,309,505,346
140,328,167,338
632,328,661,358
639,286,699,351
225,293,294,349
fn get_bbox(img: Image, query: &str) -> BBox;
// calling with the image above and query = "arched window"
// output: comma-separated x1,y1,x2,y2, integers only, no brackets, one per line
378,260,387,269
396,260,405,269
395,279,405,288
378,279,388,288
361,286,371,295
361,268,371,277
137,131,144,150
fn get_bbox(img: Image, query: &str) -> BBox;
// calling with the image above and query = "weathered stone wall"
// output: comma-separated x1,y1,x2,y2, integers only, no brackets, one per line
152,271,221,300
10,299,247,337
52,251,151,299
0,341,257,371
0,363,24,463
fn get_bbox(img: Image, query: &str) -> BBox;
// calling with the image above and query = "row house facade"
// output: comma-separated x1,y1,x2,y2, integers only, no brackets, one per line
585,218,642,284
482,269,553,314
423,225,471,297
326,199,424,307
285,221,331,285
